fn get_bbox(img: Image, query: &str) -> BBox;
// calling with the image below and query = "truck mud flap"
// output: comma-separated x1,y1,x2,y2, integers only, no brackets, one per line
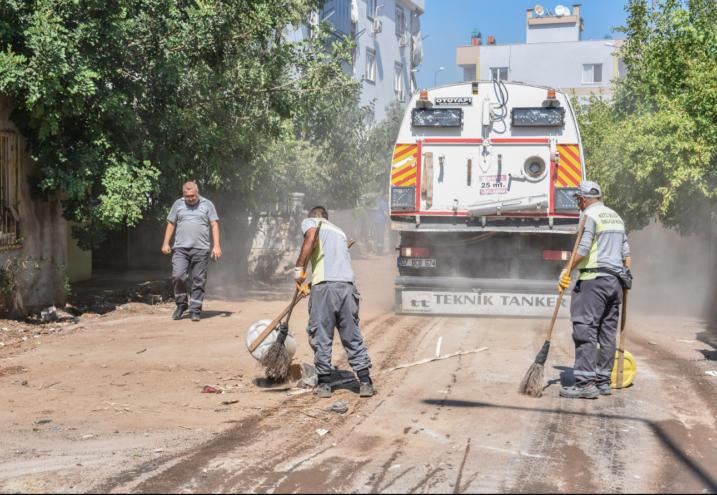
396,288,570,318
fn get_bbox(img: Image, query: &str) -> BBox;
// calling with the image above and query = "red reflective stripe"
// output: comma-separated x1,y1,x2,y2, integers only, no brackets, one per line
423,138,483,144
491,138,550,144
543,250,570,261
395,171,417,186
393,145,417,162
392,164,416,180
416,140,422,207
561,145,581,164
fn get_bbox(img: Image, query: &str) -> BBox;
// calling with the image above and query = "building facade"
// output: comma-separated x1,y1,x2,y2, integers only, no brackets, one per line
456,4,624,100
0,97,91,316
319,0,425,122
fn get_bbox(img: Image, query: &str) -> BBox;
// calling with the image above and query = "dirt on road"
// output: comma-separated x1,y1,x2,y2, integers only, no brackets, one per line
0,255,716,493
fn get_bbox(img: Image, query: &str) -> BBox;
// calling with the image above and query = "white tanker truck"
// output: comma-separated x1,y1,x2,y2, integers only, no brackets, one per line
389,80,585,317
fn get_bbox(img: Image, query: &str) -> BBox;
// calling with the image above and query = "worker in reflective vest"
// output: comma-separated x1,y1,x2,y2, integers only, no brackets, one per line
558,181,632,399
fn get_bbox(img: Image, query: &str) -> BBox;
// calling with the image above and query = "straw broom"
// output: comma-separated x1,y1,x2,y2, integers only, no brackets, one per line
519,216,585,397
257,222,322,382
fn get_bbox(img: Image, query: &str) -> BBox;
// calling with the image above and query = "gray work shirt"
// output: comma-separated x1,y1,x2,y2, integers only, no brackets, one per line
301,218,355,285
576,202,630,280
167,197,219,250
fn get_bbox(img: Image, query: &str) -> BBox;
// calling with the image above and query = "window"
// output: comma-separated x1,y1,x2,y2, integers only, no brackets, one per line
490,67,509,81
367,0,377,19
394,64,404,100
395,6,405,36
582,63,603,83
365,48,376,82
0,132,21,248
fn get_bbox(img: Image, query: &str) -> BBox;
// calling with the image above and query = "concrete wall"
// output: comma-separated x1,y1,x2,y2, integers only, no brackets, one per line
0,96,68,316
66,222,92,283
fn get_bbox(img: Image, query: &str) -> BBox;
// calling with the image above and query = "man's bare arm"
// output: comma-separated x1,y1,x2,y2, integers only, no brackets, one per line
569,254,585,271
161,222,175,254
210,221,222,260
296,227,318,268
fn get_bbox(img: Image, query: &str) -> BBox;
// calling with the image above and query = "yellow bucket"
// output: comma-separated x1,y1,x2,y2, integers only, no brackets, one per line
610,350,637,388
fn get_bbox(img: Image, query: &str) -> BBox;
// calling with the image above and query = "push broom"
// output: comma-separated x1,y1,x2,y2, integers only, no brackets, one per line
519,216,585,397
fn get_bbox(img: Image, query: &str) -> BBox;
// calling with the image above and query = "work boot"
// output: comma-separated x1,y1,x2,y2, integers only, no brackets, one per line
596,382,612,396
172,305,186,320
315,383,332,398
559,384,599,399
190,311,201,322
359,382,375,398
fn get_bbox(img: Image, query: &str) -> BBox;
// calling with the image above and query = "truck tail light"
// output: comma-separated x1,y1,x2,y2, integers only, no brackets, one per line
543,250,570,261
400,246,430,258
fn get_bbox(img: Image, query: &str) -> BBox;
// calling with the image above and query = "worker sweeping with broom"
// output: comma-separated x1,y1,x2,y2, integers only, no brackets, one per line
295,206,375,399
558,181,632,399
520,180,633,398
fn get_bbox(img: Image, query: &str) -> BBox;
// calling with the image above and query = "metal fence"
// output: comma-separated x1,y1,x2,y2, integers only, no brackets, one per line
0,131,21,250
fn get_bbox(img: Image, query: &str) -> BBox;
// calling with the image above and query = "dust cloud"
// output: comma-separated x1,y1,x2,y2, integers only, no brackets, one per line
629,223,714,320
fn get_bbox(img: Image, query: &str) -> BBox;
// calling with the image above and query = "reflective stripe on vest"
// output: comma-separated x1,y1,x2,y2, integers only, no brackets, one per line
577,204,625,281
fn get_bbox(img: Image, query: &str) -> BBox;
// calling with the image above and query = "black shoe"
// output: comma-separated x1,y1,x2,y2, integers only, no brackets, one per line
359,382,375,397
190,311,201,322
172,306,186,320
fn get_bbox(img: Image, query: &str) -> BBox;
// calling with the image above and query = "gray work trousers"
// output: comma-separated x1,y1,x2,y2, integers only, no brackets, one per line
172,248,210,312
307,282,372,377
570,275,623,387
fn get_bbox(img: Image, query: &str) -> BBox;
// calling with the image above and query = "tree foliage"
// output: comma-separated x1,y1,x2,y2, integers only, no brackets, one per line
0,0,363,247
577,0,717,234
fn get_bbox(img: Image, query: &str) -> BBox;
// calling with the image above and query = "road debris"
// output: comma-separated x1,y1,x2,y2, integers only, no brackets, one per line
287,377,356,397
383,347,489,373
202,385,222,394
329,400,348,414
296,363,318,388
316,428,330,437
136,348,147,354
40,306,58,323
221,399,239,405
705,371,717,377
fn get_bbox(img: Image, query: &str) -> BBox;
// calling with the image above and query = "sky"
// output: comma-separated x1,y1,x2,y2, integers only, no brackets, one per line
415,0,630,89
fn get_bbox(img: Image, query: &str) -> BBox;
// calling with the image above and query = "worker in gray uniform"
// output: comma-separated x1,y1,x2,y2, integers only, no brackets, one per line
295,206,375,399
558,181,632,399
161,181,222,322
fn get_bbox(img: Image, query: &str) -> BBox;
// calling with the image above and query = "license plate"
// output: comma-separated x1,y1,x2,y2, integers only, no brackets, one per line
398,258,436,268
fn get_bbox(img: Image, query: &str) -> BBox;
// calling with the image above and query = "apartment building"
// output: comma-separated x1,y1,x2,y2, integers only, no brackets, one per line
319,0,425,121
456,4,624,101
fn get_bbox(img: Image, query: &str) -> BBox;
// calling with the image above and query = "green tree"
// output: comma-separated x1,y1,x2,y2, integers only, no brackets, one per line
577,0,717,235
0,0,358,247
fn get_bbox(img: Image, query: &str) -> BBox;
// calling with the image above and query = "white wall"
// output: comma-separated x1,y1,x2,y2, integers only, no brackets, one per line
526,22,580,43
478,40,619,95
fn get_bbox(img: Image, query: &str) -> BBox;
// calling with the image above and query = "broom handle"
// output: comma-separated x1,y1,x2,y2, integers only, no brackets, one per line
248,222,322,352
544,215,586,342
616,288,628,389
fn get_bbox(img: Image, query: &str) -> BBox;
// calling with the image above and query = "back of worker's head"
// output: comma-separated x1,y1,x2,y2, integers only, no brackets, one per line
309,206,329,219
